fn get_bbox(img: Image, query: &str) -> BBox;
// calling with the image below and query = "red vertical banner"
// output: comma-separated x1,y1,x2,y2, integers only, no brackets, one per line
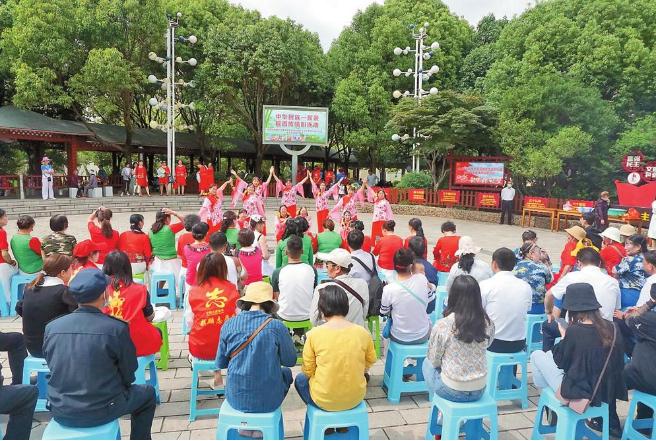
523,196,549,209
408,189,425,203
438,190,461,205
476,192,500,208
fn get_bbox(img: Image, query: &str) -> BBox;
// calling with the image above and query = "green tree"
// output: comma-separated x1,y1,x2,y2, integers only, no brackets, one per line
387,90,498,188
613,114,656,159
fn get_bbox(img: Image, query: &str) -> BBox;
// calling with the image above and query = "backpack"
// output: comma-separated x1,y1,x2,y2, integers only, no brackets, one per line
351,253,385,317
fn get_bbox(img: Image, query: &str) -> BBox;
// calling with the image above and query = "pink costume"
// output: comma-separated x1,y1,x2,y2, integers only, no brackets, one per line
276,181,305,207
243,194,265,217
373,198,394,222
232,177,268,209
311,180,341,211
329,186,366,222
198,194,223,226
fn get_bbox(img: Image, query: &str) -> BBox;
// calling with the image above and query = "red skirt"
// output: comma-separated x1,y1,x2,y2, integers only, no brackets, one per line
158,177,168,185
286,204,297,218
372,220,384,243
137,177,148,187
317,209,328,233
174,176,186,188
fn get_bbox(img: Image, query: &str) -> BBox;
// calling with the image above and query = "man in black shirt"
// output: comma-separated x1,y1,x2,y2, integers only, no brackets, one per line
580,212,603,249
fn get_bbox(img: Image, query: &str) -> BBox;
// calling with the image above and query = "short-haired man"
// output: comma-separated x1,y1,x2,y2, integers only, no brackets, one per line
310,248,369,327
44,269,156,439
272,235,317,334
41,214,77,257
347,229,375,283
542,247,620,351
479,247,532,353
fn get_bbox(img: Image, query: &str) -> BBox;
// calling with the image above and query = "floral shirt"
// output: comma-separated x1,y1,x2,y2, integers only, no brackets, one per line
513,259,553,305
373,199,393,222
199,195,223,225
277,182,304,207
616,254,647,290
311,180,340,211
243,194,265,217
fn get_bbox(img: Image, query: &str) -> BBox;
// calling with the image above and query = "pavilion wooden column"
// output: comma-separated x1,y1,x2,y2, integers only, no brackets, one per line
67,138,79,175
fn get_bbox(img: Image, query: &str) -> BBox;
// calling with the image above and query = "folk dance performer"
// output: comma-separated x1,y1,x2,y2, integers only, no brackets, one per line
198,180,232,236
272,169,308,218
310,173,341,233
369,187,393,243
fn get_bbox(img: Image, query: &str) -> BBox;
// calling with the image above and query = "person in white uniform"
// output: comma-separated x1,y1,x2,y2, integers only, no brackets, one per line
41,156,55,200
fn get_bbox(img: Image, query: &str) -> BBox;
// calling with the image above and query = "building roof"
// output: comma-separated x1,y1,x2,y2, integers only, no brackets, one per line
0,105,91,136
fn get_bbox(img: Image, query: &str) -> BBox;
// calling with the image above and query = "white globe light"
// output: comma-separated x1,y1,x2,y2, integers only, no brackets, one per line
422,74,429,81
188,58,198,66
423,53,431,60
419,28,425,34
176,11,182,17
429,87,438,95
403,90,411,96
149,120,159,129
392,90,402,99
147,74,158,84
430,65,439,73
393,68,401,77
393,47,402,56
187,80,196,88
148,97,158,107
188,35,197,44
392,134,400,142
175,56,182,63
148,52,157,61
431,42,440,50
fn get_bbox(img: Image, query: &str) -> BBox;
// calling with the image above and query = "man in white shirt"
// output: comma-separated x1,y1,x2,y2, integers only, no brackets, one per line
347,230,375,283
271,235,317,322
479,247,532,353
636,250,656,307
310,248,369,328
542,247,620,351
500,180,516,225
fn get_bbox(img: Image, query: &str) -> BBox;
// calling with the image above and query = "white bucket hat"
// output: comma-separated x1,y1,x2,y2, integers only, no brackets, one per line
316,248,352,268
455,236,481,256
600,227,621,243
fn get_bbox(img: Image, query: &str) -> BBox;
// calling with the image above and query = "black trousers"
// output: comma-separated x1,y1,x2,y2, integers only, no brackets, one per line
541,320,561,352
0,332,27,385
624,367,656,422
487,338,526,353
0,384,38,440
500,200,514,225
54,385,156,440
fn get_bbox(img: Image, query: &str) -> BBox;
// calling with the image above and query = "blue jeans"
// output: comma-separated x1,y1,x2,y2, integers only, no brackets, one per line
294,372,318,408
421,359,484,402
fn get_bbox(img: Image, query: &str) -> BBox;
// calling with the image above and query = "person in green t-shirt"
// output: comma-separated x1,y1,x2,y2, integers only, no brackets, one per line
220,211,240,252
10,215,44,274
317,219,343,253
149,208,184,277
275,218,313,268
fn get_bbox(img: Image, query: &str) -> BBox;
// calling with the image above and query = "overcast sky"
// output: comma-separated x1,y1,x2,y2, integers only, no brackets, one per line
230,0,534,50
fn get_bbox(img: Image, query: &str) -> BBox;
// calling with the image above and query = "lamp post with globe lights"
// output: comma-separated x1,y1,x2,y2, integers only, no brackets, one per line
147,12,197,187
392,22,439,172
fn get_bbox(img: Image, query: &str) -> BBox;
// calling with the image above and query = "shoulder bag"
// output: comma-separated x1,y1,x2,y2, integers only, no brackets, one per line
228,317,274,360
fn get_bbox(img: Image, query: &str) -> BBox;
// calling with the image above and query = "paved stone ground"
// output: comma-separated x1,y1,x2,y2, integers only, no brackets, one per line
0,206,632,439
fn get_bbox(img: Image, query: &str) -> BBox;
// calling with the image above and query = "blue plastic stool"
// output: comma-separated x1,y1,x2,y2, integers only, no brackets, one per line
431,286,447,324
10,273,36,317
526,314,546,354
22,355,49,412
216,399,284,440
149,272,177,308
622,390,656,440
486,351,529,409
437,272,449,287
42,419,121,440
282,319,313,364
303,401,368,440
0,282,9,317
189,357,224,421
532,387,609,440
134,354,160,404
425,392,499,440
382,341,428,404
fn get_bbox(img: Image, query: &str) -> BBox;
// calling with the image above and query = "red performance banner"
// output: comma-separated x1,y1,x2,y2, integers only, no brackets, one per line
408,189,425,203
568,199,594,209
454,162,505,186
439,190,460,205
523,196,549,210
476,192,500,208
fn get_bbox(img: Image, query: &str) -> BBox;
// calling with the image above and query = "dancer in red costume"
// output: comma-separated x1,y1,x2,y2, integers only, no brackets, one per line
368,187,394,243
135,160,150,197
272,169,308,218
174,160,188,195
310,172,342,233
198,179,233,236
197,162,214,195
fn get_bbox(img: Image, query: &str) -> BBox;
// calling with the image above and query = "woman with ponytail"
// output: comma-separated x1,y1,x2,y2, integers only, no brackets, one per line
86,207,119,264
445,236,492,293
118,214,152,279
219,210,239,251
404,218,427,259
149,208,184,277
17,253,76,357
103,251,162,356
372,220,403,280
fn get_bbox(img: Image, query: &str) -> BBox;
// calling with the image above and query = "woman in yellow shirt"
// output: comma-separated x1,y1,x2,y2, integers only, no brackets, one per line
294,284,376,411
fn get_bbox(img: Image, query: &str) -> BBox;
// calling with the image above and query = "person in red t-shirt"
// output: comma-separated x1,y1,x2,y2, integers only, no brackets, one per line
177,214,201,271
599,227,626,276
135,160,150,197
187,252,239,388
324,168,335,186
118,214,152,279
174,160,188,196
0,208,17,302
373,220,404,279
103,251,163,356
72,240,101,272
555,226,586,284
311,166,322,185
432,221,460,272
86,207,119,265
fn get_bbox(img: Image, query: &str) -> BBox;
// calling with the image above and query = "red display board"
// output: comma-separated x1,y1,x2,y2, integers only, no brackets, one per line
523,196,549,210
408,189,425,203
622,152,645,172
439,190,460,205
615,180,656,208
568,199,594,209
454,162,505,186
476,192,500,208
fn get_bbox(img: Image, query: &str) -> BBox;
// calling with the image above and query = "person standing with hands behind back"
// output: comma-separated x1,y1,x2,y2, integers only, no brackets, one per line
594,191,610,231
500,179,515,225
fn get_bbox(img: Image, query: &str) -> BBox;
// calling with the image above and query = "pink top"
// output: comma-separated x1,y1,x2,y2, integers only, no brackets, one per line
199,195,223,225
329,187,365,221
277,181,304,207
275,215,289,238
311,180,340,211
184,243,211,285
231,177,268,208
243,194,265,217
239,246,263,285
373,199,393,222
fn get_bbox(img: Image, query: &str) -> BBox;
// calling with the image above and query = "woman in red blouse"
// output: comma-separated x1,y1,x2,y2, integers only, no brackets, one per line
188,252,240,388
103,251,162,356
432,221,460,272
373,220,404,280
404,218,428,259
86,207,119,265
118,214,152,279
174,159,187,196
135,160,150,197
